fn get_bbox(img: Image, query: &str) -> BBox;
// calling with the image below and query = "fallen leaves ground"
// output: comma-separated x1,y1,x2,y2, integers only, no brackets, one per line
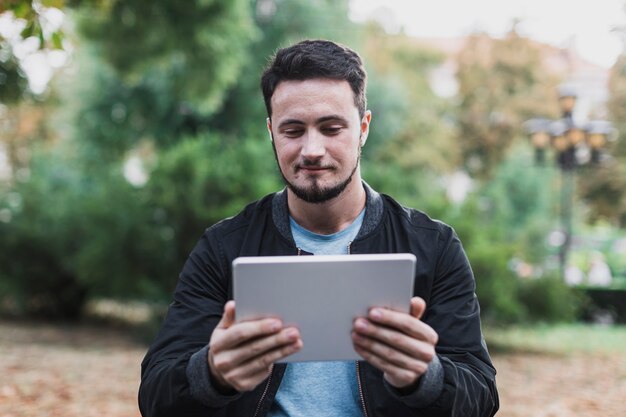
0,320,624,417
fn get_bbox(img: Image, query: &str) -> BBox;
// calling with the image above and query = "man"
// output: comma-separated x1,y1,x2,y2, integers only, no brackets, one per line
139,39,499,417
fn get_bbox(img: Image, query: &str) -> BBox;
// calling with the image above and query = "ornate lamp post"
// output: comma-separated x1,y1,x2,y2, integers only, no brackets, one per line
524,85,618,279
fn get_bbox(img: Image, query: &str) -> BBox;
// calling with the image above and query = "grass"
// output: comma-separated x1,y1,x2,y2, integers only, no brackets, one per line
484,323,626,355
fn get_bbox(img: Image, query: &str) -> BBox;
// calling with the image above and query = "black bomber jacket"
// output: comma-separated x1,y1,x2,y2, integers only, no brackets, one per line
139,183,499,417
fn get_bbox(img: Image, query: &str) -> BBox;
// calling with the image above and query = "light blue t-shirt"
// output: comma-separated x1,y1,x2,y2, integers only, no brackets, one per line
268,209,366,417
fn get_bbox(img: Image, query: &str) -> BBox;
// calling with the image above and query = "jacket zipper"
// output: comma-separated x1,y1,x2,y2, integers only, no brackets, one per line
253,365,274,417
356,361,369,417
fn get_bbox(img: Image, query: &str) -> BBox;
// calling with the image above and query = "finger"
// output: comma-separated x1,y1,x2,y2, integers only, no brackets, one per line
410,297,426,320
351,330,433,373
365,308,438,345
352,343,420,388
219,327,301,369
217,300,236,329
353,319,436,362
212,318,283,351
225,338,303,385
352,321,436,363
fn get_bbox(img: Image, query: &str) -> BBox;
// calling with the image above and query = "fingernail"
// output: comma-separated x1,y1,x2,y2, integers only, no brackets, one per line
370,309,382,320
271,320,281,331
287,328,298,339
291,341,302,352
356,319,367,330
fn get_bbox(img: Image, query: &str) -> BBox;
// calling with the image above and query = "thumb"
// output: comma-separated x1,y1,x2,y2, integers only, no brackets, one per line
217,300,236,329
410,297,427,320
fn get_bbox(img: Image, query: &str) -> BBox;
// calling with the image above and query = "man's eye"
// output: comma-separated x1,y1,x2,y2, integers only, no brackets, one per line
322,126,342,135
283,129,304,137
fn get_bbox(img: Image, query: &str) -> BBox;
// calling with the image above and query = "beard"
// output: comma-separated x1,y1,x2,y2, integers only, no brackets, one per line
272,141,361,204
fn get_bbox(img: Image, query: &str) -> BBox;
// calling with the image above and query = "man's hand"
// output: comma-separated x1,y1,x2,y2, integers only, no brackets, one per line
208,301,303,392
351,296,438,389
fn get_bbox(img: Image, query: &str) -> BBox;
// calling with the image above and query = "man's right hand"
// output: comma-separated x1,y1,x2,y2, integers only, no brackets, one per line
208,300,303,392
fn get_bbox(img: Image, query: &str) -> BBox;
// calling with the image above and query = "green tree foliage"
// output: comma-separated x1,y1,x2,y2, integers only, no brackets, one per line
0,145,164,317
147,132,281,268
0,131,281,318
447,150,581,323
517,276,581,323
0,0,260,318
443,194,525,323
479,145,558,261
67,49,205,161
74,0,254,114
358,24,456,214
578,54,626,227
0,47,28,103
0,0,66,102
361,24,457,172
455,30,560,178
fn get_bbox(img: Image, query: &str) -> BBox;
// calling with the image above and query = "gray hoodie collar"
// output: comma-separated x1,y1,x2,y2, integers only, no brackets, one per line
271,182,383,245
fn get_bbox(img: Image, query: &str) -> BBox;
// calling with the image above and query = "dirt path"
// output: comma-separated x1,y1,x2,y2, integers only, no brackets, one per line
493,352,626,416
0,321,144,417
0,321,624,416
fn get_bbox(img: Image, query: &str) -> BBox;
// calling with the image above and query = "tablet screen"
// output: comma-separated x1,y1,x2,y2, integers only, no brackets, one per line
232,253,416,362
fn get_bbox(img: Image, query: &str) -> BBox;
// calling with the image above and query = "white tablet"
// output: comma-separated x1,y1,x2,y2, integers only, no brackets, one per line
232,253,416,362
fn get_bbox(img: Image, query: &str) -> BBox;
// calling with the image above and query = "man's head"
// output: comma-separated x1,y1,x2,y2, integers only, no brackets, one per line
261,40,371,205
261,39,368,120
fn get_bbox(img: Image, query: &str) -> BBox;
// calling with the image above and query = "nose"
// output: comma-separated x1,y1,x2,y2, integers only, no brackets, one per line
300,129,326,160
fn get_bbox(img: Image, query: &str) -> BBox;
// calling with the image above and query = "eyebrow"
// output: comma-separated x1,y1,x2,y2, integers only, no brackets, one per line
277,115,349,129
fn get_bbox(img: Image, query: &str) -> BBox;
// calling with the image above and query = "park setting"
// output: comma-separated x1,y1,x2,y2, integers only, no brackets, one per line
1,0,625,416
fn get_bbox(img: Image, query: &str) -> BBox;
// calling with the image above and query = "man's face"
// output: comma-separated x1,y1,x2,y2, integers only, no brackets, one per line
268,78,371,203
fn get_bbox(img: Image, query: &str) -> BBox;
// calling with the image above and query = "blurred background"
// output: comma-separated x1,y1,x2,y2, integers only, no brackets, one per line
0,1,625,416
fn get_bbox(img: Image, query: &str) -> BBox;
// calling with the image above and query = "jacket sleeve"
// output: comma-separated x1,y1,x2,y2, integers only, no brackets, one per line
138,229,240,416
408,225,499,416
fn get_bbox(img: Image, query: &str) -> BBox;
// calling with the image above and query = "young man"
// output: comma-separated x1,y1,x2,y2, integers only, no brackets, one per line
139,40,499,417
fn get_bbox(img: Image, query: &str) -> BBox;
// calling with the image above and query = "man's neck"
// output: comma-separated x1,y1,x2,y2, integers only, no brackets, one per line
287,178,366,235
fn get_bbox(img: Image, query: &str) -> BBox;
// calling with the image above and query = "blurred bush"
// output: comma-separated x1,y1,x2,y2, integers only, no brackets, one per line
518,275,581,323
146,133,282,271
445,149,582,324
0,145,166,317
0,133,280,318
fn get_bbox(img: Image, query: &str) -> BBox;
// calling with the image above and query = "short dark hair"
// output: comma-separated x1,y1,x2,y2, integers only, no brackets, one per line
261,39,368,119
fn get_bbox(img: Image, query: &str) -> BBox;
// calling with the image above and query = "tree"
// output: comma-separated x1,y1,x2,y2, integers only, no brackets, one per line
74,0,254,114
0,0,259,318
352,23,456,214
0,0,67,102
361,24,456,170
577,54,626,227
455,29,560,179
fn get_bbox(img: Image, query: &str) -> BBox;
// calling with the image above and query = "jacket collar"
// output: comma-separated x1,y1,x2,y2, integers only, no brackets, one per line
271,181,384,245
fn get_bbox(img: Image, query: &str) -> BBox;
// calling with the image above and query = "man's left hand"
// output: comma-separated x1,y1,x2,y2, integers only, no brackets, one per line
351,296,438,389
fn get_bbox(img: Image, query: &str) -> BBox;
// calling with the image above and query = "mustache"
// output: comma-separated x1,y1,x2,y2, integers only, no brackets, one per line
296,159,336,170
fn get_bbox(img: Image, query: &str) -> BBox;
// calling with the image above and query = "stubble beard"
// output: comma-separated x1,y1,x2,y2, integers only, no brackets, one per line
272,142,362,204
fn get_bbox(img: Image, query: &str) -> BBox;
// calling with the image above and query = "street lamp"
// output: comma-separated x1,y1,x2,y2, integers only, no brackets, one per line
524,85,618,279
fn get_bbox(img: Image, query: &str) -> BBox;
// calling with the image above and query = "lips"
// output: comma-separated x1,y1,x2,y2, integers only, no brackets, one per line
297,165,333,173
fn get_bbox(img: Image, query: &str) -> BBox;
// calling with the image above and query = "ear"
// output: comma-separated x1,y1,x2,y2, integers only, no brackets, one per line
359,111,372,146
266,117,273,142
